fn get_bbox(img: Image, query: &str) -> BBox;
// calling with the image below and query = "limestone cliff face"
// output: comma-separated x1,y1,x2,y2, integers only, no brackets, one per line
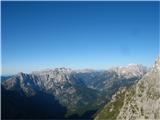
117,57,160,120
95,57,160,120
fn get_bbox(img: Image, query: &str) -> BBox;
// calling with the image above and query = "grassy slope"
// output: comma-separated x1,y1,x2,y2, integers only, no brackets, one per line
95,87,135,120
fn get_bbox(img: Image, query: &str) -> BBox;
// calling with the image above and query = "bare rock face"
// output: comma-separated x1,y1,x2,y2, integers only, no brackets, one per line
154,56,160,71
109,64,147,79
117,57,160,120
117,64,160,120
94,57,160,120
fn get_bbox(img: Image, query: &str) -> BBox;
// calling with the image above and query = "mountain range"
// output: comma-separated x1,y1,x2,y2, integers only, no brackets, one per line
2,62,156,119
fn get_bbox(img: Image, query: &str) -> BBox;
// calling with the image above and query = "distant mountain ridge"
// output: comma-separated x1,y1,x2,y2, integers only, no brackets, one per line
2,64,148,119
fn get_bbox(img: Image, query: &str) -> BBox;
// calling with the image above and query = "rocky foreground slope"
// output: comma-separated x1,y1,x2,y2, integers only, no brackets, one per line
95,57,160,120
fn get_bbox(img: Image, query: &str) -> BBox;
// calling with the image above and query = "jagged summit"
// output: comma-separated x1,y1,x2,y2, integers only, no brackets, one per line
31,67,72,75
109,64,147,78
17,72,25,76
14,72,28,81
54,67,72,73
95,56,160,120
154,56,160,70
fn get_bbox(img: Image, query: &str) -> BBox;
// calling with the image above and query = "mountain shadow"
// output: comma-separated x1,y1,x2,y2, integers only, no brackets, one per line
68,110,98,120
1,86,67,119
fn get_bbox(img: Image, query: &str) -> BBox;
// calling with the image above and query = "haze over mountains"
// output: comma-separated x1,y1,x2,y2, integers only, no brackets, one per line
2,63,148,119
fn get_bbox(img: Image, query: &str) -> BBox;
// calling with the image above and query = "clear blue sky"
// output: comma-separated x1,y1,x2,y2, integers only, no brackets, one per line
2,1,159,75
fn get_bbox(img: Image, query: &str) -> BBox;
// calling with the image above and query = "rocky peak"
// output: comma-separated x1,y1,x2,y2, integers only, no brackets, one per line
17,72,25,76
154,56,160,71
95,57,160,120
109,64,147,78
17,72,27,80
54,67,72,73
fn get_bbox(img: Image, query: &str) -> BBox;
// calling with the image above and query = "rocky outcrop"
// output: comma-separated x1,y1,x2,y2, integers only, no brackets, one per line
117,57,160,120
94,57,160,120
